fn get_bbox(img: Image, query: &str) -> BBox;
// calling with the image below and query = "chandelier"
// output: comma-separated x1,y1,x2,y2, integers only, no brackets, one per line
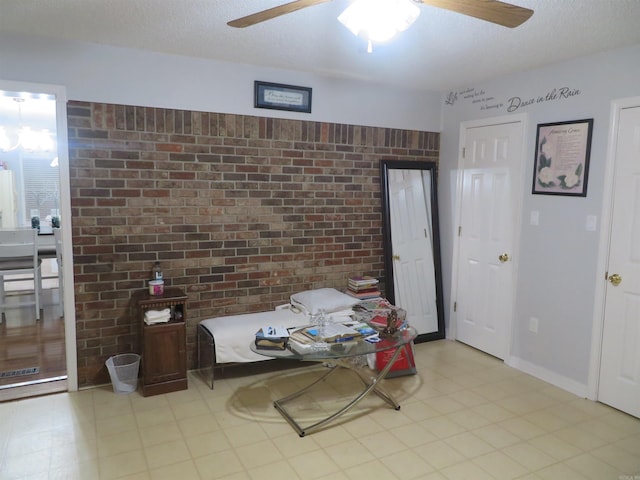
0,97,55,153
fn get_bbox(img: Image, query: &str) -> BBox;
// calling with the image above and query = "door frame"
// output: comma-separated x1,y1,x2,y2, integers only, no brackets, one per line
588,96,640,401
449,113,527,355
0,79,78,391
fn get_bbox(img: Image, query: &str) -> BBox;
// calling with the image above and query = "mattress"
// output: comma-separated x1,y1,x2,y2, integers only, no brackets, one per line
199,308,310,364
199,306,356,364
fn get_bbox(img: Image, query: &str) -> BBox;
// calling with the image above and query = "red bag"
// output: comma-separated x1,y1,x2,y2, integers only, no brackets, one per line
376,341,416,378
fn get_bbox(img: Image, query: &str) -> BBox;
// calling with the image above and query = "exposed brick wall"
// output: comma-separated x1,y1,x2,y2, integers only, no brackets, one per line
66,101,440,387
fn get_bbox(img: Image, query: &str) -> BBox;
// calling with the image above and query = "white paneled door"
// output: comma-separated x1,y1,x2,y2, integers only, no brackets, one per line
455,120,523,359
598,105,640,418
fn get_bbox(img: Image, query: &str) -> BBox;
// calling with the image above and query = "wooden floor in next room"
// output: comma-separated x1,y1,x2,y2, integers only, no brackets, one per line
0,286,67,402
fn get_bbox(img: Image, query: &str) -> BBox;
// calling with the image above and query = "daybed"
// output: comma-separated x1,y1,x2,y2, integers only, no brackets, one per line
197,288,359,388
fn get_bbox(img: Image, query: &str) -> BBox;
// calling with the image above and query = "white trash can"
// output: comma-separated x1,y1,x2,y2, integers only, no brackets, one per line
106,353,140,394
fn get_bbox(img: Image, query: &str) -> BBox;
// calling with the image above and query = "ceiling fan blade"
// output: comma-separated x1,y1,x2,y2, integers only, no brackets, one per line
419,0,533,28
228,0,334,28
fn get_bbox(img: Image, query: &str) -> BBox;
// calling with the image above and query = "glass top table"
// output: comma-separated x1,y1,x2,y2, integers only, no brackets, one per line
251,325,418,437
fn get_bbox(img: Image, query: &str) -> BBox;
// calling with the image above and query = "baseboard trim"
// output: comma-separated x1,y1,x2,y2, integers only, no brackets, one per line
506,355,590,399
0,378,67,402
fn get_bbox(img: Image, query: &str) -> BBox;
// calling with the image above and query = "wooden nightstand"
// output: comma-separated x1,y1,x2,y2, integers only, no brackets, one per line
135,287,188,396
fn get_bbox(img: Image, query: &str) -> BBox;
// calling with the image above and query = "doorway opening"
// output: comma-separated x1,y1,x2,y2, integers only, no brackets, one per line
0,84,72,400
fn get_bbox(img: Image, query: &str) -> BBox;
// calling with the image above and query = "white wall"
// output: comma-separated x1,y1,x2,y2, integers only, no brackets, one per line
439,43,640,395
0,31,441,132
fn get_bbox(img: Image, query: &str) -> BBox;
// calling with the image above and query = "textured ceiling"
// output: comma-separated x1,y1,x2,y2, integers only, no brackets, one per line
1,0,640,92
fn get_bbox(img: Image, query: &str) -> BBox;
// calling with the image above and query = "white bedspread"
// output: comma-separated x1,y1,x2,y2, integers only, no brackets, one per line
200,308,310,364
200,307,355,364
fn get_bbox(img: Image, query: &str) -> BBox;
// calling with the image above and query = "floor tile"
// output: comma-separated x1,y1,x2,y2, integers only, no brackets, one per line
0,340,639,479
288,449,341,479
98,449,148,480
472,450,528,480
234,439,284,470
193,448,245,479
501,442,556,470
143,438,192,469
564,452,626,480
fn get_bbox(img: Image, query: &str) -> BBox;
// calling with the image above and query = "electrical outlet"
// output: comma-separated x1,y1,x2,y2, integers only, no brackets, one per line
529,317,539,334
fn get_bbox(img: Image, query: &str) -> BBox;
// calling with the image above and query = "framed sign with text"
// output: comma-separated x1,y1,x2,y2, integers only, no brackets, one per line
532,119,593,197
254,81,312,113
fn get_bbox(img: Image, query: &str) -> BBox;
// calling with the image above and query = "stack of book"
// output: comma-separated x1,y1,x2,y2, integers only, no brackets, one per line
346,276,381,299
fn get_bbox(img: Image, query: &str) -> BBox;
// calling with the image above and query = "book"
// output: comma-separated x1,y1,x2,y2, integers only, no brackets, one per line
254,326,289,350
352,324,377,336
347,285,380,293
320,323,362,342
348,276,379,289
348,275,378,285
254,337,288,350
289,324,362,343
348,281,379,289
346,289,382,299
354,298,393,312
368,310,407,331
256,326,290,338
289,329,316,345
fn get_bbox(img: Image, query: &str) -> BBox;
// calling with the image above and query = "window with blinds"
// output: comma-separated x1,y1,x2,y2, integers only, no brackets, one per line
22,158,59,223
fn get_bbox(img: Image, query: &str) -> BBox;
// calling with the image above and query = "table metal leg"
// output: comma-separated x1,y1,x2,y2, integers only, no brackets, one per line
273,345,405,436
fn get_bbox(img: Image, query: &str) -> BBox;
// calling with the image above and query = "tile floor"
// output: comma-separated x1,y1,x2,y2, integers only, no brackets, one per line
0,339,639,480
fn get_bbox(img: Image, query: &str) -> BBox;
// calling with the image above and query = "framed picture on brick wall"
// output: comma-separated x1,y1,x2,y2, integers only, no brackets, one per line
254,81,312,113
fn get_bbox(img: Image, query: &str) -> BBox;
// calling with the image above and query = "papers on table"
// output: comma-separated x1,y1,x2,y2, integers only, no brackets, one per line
287,321,382,355
257,325,290,338
288,322,362,344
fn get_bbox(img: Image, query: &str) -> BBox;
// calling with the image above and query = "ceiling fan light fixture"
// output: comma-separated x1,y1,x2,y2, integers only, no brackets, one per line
338,0,420,44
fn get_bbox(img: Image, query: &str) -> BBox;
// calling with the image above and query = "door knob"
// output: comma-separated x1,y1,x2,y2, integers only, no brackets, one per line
498,253,510,263
608,273,622,286
392,255,400,261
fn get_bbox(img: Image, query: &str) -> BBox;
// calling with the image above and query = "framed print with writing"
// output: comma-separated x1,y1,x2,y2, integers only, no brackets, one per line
254,81,312,113
532,118,593,196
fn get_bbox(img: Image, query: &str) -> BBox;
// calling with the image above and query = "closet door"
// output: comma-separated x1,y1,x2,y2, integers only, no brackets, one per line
598,105,640,419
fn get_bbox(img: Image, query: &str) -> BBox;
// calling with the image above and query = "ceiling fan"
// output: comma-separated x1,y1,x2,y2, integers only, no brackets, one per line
227,0,534,29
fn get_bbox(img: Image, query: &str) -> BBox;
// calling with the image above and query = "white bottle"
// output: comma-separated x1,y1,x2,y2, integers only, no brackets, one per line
317,309,328,340
151,262,163,281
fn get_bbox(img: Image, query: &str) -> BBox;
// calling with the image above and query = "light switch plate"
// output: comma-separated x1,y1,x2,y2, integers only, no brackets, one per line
586,215,597,231
530,210,539,226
